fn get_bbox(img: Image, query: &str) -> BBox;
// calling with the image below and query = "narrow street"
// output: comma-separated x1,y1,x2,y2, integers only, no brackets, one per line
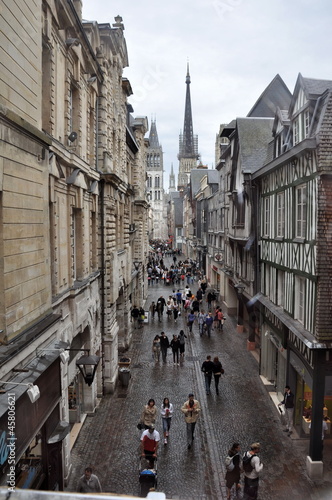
66,258,332,499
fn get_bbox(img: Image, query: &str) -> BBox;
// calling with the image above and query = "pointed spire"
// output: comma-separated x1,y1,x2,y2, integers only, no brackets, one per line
179,63,198,159
149,118,160,149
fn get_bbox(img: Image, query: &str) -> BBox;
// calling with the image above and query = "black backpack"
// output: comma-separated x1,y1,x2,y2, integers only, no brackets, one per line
242,453,256,473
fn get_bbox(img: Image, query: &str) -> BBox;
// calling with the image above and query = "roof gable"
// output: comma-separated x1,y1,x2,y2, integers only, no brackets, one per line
247,74,292,118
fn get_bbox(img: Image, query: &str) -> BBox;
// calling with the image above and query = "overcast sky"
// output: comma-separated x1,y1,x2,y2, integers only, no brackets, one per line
82,0,332,189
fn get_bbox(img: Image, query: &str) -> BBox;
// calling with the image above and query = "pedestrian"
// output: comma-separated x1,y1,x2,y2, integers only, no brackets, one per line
225,443,241,500
156,296,166,321
196,288,203,303
141,399,157,429
178,329,187,358
149,301,156,320
191,297,200,313
152,335,161,362
309,416,329,453
201,355,215,395
187,310,196,333
131,305,140,329
278,385,295,436
217,308,225,330
138,306,145,329
76,467,102,493
173,302,179,322
161,397,174,445
213,356,224,395
181,393,201,449
242,442,263,500
197,310,206,336
207,290,216,311
204,312,214,337
140,425,160,468
170,334,180,365
159,331,170,363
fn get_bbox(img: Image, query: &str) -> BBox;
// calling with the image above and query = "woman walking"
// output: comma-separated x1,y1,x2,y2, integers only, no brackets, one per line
225,442,241,499
152,335,161,362
178,329,187,359
170,334,181,365
161,397,174,445
213,356,224,395
187,310,196,333
141,399,157,429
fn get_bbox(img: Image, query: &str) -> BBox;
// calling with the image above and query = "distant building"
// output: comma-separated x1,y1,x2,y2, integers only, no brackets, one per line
146,120,167,240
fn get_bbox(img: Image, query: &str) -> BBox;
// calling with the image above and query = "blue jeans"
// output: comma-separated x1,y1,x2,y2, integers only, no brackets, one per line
162,417,171,433
186,422,196,445
204,374,212,393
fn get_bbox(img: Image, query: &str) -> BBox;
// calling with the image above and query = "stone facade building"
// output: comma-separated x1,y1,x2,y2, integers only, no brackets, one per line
0,0,148,490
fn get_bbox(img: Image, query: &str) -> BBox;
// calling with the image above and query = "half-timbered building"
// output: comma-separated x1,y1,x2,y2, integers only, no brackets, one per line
252,74,332,477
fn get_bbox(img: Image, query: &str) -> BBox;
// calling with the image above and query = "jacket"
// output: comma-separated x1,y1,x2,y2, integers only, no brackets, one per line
281,391,294,408
141,405,157,426
181,399,201,423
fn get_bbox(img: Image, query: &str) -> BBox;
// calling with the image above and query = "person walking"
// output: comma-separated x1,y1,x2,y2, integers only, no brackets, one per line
197,310,206,336
141,399,157,429
225,443,241,500
187,310,196,333
278,385,295,436
159,331,170,363
181,393,201,449
152,335,161,362
76,467,102,493
161,397,174,445
131,305,140,329
201,355,215,395
213,356,224,395
156,296,166,322
173,302,179,322
204,312,214,338
178,329,187,359
140,425,160,468
149,301,156,320
170,334,180,365
242,442,263,500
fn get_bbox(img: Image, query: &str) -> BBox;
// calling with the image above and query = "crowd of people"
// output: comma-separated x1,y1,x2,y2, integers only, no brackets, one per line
131,249,265,499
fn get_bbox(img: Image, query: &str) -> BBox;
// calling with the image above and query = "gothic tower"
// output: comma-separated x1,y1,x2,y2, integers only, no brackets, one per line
169,163,176,193
177,63,199,191
146,119,167,239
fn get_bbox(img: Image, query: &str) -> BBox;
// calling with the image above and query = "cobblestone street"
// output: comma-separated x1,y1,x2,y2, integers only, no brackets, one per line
66,263,332,499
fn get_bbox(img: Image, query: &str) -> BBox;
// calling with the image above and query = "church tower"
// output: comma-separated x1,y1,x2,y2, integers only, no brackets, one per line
177,63,199,192
169,163,176,193
146,119,167,239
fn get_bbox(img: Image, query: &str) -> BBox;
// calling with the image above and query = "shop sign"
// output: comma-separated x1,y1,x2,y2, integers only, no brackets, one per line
263,306,283,332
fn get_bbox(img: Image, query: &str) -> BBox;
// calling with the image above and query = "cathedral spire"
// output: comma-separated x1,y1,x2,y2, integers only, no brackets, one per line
149,118,160,149
179,63,198,159
177,64,199,191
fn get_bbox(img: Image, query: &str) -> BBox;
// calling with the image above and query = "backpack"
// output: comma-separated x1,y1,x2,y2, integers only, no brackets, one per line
225,454,236,471
242,453,256,473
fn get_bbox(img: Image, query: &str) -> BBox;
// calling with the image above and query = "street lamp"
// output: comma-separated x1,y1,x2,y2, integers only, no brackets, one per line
75,354,100,387
64,349,100,386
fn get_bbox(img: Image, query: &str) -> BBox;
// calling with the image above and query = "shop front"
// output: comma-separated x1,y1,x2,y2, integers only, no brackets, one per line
0,347,69,490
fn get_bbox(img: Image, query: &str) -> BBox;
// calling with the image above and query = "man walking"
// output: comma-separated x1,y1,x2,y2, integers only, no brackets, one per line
242,442,263,500
160,331,170,363
76,467,102,493
204,312,214,337
201,355,215,395
181,393,201,449
278,385,295,436
140,425,160,468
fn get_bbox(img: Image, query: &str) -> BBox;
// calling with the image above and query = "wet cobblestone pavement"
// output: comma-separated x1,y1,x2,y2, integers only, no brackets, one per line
66,261,332,499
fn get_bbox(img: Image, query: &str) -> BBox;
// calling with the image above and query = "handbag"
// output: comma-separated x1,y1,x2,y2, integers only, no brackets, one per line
137,422,143,430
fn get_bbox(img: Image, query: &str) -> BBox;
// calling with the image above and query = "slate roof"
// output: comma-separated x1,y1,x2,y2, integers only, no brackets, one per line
301,75,332,97
190,168,218,196
236,118,274,174
148,120,160,149
247,74,292,118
